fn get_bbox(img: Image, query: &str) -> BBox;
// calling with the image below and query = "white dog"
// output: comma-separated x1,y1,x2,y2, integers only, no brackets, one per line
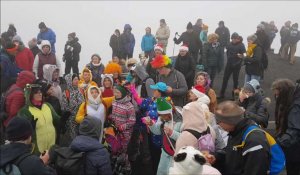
169,146,221,175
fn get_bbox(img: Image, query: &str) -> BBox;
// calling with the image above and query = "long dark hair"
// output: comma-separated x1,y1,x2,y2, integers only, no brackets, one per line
271,79,295,135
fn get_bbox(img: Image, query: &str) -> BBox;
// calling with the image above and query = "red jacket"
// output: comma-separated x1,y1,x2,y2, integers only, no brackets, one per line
15,47,34,71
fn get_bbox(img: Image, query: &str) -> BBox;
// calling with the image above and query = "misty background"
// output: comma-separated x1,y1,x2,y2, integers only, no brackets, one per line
1,1,299,72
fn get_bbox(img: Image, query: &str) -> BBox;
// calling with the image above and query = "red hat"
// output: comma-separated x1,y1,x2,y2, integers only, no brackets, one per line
179,44,189,52
154,44,164,52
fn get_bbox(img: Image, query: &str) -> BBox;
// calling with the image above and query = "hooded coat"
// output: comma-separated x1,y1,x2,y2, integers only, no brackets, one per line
120,24,135,57
132,63,155,98
141,33,156,52
63,37,81,62
85,62,105,87
18,86,60,154
37,28,56,53
174,53,196,89
78,68,98,96
42,64,63,102
15,43,34,71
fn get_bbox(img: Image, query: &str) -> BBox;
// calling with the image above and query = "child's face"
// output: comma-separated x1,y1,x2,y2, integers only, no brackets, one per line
153,89,161,98
47,86,55,96
72,77,79,86
188,91,198,102
83,72,90,82
103,78,112,88
90,89,99,99
113,88,122,99
92,56,100,64
160,113,172,122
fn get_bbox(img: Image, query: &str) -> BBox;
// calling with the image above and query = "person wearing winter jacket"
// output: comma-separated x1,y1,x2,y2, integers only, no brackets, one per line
100,74,114,98
243,34,263,83
155,19,170,53
174,22,202,64
237,79,269,128
28,38,41,58
32,40,61,80
12,35,34,71
109,29,121,58
37,22,56,53
63,32,81,75
70,117,112,175
141,27,157,59
42,64,63,103
151,55,188,107
120,24,135,60
279,21,291,55
281,23,300,64
18,84,60,154
78,68,98,96
219,33,246,99
85,54,105,87
202,33,224,87
272,79,300,175
215,21,230,48
0,117,55,175
3,71,36,126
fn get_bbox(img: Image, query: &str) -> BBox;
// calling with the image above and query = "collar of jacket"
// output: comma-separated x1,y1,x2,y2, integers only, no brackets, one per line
229,118,254,137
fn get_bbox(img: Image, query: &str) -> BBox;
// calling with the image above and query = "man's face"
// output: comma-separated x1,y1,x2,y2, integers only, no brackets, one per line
40,27,47,33
68,36,73,42
160,22,164,27
146,28,151,34
157,67,169,76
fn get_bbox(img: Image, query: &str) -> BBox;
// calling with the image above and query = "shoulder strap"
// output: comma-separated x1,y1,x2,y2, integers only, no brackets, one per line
234,125,261,149
184,127,210,139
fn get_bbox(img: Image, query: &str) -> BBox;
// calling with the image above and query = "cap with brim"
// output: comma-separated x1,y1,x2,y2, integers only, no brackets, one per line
150,82,168,92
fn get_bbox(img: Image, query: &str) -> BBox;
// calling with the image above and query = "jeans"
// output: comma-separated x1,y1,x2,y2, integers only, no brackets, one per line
244,74,260,85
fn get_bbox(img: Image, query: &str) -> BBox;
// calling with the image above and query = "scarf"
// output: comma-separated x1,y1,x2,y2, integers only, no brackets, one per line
246,43,257,57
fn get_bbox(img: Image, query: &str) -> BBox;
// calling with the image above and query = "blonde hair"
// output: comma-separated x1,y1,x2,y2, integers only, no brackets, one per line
207,33,219,43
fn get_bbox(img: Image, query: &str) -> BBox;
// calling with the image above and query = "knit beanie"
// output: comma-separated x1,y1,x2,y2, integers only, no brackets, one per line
156,97,173,114
187,22,193,29
247,34,257,42
115,85,127,99
68,32,76,39
215,101,245,125
72,73,79,81
179,44,189,52
231,32,239,39
243,79,260,94
150,82,168,92
12,35,22,43
6,117,33,141
154,44,164,52
79,116,102,140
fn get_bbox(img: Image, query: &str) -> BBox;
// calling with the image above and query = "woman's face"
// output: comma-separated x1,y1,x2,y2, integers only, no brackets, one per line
103,78,112,88
47,86,55,96
153,89,161,98
42,45,50,54
113,88,122,99
160,113,172,122
72,77,79,86
188,91,198,102
179,50,187,56
90,89,99,99
92,56,100,64
33,90,43,102
83,72,90,82
52,70,59,80
196,75,206,86
155,50,163,56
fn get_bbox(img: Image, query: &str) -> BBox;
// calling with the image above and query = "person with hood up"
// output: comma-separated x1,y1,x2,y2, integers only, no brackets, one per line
120,24,135,60
100,74,114,98
202,33,224,87
60,73,84,145
2,71,36,127
37,22,56,53
28,38,41,58
78,67,98,96
76,86,107,142
141,27,157,59
63,32,81,75
279,21,292,55
103,62,122,86
42,64,63,103
18,84,60,154
12,35,34,71
6,24,17,40
174,22,203,64
215,21,230,48
70,117,112,175
151,54,188,107
281,23,300,64
144,97,182,175
32,40,61,80
0,117,55,175
193,18,203,36
174,44,196,89
155,19,170,53
85,54,105,87
107,85,136,174
109,29,121,58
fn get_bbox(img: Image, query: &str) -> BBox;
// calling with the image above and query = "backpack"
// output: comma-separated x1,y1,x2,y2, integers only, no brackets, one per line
184,127,215,153
0,87,23,114
233,125,286,175
54,147,87,175
0,153,31,175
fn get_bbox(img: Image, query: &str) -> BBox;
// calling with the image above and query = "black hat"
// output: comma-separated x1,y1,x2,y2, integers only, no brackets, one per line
39,22,47,29
6,117,33,141
231,32,239,39
187,22,193,29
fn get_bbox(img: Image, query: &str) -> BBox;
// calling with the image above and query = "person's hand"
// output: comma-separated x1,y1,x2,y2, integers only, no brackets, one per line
40,150,50,165
202,151,216,165
144,117,154,126
237,53,243,58
167,86,173,93
164,126,173,136
173,37,177,42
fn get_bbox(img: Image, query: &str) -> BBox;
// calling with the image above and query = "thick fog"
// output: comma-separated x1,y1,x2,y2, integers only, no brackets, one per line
1,1,299,71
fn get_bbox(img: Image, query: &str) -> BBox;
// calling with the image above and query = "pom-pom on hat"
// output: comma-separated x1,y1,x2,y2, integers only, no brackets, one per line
154,44,164,52
179,44,189,52
156,97,173,114
191,85,205,98
151,55,172,69
104,62,122,75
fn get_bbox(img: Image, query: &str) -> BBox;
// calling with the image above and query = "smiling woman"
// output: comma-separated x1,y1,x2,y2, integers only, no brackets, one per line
1,1,299,74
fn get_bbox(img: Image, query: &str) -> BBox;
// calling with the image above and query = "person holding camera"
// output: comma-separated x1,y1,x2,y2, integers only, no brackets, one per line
62,32,81,75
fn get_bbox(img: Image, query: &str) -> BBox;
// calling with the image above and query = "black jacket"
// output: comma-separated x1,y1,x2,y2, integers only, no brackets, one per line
109,34,121,53
237,90,269,128
174,31,202,54
256,31,270,51
215,26,230,47
30,46,41,58
244,45,262,76
0,143,54,175
276,85,300,162
174,53,195,89
63,38,81,62
202,42,224,71
226,41,246,67
217,118,270,175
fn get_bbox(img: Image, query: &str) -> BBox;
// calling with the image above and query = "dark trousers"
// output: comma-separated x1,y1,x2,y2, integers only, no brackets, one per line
286,161,300,175
220,63,241,96
145,50,154,59
207,66,217,87
65,59,79,75
190,51,199,64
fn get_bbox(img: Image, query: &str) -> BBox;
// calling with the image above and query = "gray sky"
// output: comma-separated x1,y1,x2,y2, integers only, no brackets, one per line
1,1,299,71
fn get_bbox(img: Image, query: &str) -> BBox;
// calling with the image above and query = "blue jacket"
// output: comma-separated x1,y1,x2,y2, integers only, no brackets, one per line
70,135,112,175
37,28,56,53
141,34,156,52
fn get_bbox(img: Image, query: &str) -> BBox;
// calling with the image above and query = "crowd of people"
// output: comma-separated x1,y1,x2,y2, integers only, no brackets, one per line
0,18,300,175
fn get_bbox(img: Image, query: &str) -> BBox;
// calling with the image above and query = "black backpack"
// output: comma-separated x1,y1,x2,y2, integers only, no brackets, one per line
54,147,87,175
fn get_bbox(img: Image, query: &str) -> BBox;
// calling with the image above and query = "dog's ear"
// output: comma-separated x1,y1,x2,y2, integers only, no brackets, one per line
194,154,206,165
174,152,187,162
